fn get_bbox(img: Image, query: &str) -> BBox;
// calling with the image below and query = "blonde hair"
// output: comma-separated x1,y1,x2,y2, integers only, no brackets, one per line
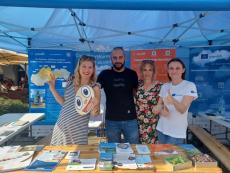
139,59,156,80
74,55,96,89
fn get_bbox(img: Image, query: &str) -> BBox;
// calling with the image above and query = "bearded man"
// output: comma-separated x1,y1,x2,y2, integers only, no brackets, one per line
97,47,139,144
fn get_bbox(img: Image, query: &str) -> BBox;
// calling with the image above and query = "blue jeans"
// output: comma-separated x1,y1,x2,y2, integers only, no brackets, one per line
105,119,139,144
157,130,185,144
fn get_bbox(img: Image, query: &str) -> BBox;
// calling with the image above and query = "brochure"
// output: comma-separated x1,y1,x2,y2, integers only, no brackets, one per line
0,151,34,172
20,145,44,152
135,144,151,154
66,158,97,170
25,150,66,172
65,151,80,160
136,154,154,169
113,153,137,169
154,149,178,155
116,143,133,154
99,142,116,153
98,152,113,170
0,146,21,153
178,144,201,156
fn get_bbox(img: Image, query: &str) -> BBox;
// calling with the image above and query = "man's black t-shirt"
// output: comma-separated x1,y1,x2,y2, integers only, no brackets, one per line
97,67,138,121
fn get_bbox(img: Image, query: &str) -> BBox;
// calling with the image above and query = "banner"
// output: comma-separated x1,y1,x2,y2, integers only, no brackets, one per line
75,51,130,75
130,49,176,82
189,46,230,115
28,49,75,125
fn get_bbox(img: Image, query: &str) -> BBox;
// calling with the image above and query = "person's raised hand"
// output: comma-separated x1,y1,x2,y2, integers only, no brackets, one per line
165,90,174,105
47,73,56,90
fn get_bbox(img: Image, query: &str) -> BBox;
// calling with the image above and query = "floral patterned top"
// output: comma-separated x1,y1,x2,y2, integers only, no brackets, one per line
135,80,162,144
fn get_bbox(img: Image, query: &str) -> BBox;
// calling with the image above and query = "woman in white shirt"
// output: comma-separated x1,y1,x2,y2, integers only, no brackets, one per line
154,58,198,144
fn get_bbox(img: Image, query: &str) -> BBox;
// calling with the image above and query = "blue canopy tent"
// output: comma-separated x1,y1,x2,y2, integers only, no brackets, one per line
0,0,230,53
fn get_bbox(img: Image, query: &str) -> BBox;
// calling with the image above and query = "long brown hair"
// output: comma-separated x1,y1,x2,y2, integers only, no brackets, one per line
74,55,96,89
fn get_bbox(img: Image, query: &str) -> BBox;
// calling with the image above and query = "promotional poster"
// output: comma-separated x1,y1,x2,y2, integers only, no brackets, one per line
189,46,230,115
28,49,74,125
131,49,176,83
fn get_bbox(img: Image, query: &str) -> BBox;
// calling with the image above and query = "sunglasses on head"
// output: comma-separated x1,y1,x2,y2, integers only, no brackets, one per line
80,55,95,61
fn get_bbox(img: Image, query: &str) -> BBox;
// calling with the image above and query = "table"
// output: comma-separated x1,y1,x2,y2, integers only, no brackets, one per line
199,112,230,142
0,113,45,145
13,144,222,173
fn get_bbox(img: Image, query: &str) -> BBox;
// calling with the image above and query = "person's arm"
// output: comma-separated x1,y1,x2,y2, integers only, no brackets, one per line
47,73,65,105
165,90,194,114
91,84,101,116
133,71,138,95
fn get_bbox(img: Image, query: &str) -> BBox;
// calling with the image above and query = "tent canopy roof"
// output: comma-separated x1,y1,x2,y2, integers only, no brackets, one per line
0,1,230,53
0,0,230,10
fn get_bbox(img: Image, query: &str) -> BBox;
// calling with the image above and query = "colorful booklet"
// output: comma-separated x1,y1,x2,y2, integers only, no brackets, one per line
113,153,137,169
98,152,113,170
135,144,151,154
135,154,154,169
99,142,116,153
178,144,201,156
20,145,44,152
66,158,97,170
65,151,80,160
116,143,133,154
25,150,66,172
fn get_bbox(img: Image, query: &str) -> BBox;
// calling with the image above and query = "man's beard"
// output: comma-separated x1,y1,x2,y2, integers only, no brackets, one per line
113,63,124,71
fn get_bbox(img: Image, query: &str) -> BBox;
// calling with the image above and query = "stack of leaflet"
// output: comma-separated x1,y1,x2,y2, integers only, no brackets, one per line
113,153,137,169
98,143,115,170
65,151,97,170
66,159,97,170
116,143,133,154
99,143,116,153
25,150,66,172
135,144,151,154
178,144,201,157
19,145,44,152
135,144,154,169
65,151,80,160
0,146,34,172
98,152,113,170
135,155,154,169
113,143,137,169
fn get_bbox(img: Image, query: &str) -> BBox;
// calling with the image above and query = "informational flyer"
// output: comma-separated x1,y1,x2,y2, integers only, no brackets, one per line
189,46,230,114
131,49,176,82
28,49,74,125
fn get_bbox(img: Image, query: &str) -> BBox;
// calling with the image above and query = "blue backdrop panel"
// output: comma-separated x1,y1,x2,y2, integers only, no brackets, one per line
189,46,230,116
28,49,75,125
75,51,131,74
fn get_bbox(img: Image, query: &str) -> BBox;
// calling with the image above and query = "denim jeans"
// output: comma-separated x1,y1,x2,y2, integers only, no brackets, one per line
105,119,140,144
157,130,185,144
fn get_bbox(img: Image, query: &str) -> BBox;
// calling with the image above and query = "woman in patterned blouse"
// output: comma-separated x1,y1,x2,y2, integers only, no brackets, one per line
135,60,162,144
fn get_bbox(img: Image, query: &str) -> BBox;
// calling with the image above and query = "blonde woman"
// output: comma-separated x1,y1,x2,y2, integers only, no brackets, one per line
48,55,100,145
135,60,162,144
